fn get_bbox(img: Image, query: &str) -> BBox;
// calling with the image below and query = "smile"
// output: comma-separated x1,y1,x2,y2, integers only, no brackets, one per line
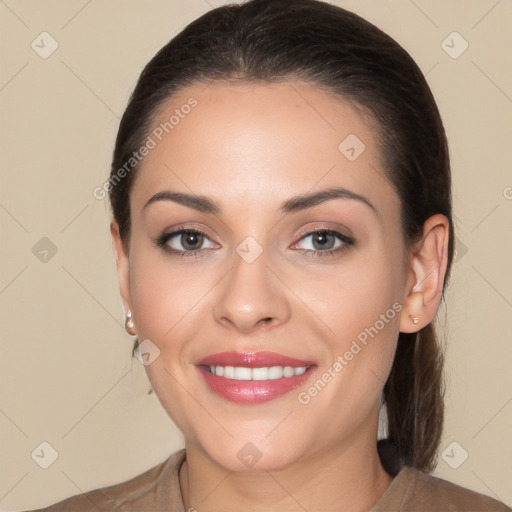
197,351,316,404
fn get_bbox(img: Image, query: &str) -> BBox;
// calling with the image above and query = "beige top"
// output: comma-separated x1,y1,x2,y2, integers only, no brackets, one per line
29,449,510,511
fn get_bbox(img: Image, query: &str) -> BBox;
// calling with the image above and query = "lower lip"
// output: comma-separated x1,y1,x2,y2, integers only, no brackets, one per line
198,366,316,404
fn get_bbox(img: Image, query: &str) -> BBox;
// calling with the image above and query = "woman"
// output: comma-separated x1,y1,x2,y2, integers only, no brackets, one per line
31,0,510,510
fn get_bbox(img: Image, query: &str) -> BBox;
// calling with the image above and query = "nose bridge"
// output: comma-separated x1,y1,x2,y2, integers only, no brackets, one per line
213,241,290,332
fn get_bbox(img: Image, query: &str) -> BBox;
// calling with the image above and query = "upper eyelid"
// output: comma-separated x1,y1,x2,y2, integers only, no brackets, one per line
294,223,352,238
161,225,218,241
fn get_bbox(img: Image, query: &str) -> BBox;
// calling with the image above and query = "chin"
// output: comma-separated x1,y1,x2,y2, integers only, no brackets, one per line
196,432,311,473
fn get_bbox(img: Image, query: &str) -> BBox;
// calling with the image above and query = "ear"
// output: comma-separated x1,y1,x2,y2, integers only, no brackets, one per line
399,214,450,333
110,220,133,321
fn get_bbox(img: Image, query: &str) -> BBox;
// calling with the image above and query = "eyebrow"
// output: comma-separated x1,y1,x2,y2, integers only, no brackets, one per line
144,190,221,214
279,187,377,215
143,187,377,216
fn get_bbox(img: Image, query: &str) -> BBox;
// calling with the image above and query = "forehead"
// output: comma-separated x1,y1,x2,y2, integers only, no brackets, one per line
130,81,398,219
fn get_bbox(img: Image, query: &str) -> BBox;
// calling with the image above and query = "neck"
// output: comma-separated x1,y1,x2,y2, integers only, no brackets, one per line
179,427,394,511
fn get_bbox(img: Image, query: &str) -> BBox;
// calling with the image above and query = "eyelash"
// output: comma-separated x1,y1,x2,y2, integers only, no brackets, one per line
154,227,354,259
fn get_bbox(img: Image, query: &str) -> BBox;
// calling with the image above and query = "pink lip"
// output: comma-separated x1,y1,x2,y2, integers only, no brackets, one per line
197,351,315,368
197,351,317,404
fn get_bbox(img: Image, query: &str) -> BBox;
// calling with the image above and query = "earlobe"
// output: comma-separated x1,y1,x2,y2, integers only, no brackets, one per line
399,214,450,333
399,291,424,333
110,220,133,321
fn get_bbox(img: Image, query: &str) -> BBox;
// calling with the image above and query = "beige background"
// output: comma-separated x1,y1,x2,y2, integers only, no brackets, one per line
1,0,511,509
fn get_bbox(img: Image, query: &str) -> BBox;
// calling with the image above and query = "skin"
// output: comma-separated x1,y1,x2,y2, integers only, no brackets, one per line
111,81,449,511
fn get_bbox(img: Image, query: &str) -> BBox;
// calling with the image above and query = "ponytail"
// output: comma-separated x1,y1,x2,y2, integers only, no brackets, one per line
382,324,445,473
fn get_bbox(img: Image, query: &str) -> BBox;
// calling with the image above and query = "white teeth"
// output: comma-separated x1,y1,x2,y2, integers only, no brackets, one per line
268,366,283,379
234,367,252,380
251,367,269,380
283,366,295,378
224,366,235,379
208,365,309,380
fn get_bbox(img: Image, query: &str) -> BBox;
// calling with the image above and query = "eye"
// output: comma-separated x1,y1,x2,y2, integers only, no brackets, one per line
155,228,217,256
292,229,354,257
154,227,353,259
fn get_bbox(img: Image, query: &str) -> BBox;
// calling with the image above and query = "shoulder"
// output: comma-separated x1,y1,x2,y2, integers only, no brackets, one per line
391,466,511,511
25,449,187,512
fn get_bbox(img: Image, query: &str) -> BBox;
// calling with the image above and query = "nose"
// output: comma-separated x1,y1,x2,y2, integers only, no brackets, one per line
213,249,291,334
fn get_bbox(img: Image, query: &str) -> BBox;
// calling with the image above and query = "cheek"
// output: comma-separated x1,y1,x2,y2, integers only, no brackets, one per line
299,244,403,402
127,254,212,435
297,285,400,445
128,248,211,342
300,247,403,347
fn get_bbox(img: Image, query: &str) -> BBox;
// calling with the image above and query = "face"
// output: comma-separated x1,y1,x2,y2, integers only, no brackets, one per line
113,81,412,472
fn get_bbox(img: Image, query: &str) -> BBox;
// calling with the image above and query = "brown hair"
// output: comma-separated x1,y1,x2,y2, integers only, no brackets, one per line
109,0,454,473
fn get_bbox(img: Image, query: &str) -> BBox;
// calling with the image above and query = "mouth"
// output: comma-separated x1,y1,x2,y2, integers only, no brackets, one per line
196,351,317,404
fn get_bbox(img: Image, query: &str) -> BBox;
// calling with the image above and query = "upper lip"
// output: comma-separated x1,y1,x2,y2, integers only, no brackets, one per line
197,351,315,368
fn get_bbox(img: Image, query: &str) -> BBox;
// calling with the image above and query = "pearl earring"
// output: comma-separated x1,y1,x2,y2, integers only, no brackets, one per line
125,311,136,335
